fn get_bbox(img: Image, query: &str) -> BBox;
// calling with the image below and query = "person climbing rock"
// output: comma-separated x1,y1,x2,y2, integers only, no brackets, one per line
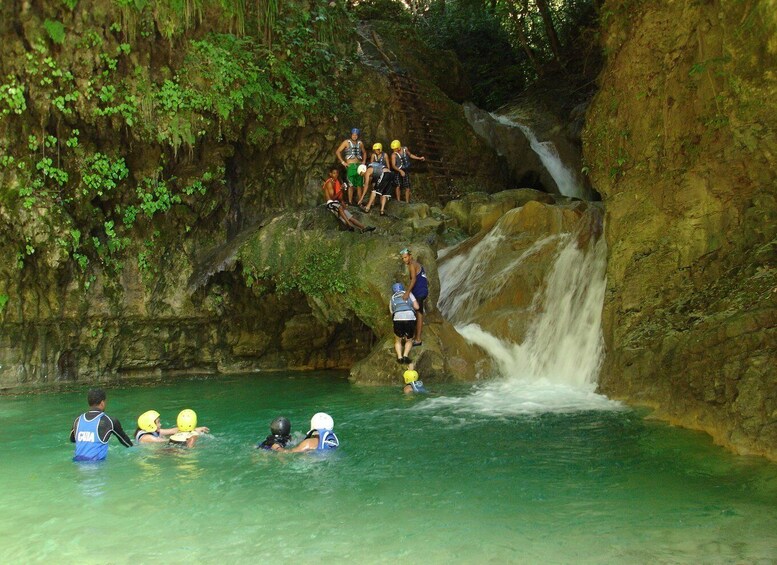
391,139,424,203
390,282,419,364
400,247,428,346
70,388,133,461
335,128,366,204
360,161,395,216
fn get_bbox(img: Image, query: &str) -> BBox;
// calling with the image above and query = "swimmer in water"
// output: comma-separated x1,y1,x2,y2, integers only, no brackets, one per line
403,365,428,394
135,409,209,446
286,412,339,452
168,409,210,447
257,417,292,451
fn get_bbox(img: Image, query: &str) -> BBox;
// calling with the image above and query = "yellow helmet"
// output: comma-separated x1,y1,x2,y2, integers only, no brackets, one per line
177,409,197,432
391,140,401,150
138,410,160,432
372,142,382,151
403,370,419,384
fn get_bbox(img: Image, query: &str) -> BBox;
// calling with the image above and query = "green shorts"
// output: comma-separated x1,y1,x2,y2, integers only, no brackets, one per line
347,163,364,188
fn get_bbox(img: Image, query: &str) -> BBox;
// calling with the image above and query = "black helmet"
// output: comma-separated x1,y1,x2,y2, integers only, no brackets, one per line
270,417,291,436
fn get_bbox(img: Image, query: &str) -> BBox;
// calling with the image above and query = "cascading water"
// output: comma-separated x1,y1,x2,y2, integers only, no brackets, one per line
491,113,591,201
427,211,620,416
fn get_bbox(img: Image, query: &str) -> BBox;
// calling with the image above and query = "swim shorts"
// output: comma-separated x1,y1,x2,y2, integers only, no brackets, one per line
347,163,364,188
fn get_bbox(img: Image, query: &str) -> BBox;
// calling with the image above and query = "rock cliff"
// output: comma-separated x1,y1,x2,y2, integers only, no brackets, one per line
584,0,777,459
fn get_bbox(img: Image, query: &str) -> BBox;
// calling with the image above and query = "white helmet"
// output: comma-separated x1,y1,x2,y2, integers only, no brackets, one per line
309,412,334,433
357,164,367,175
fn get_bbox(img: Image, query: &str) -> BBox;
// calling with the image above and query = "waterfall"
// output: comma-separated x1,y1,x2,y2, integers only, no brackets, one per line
428,216,620,416
491,114,587,200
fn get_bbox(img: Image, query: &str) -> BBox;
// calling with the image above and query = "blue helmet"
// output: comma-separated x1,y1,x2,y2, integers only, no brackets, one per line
351,128,360,136
392,283,404,293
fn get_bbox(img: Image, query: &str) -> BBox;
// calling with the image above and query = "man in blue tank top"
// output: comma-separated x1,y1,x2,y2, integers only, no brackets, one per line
70,388,133,461
400,247,429,346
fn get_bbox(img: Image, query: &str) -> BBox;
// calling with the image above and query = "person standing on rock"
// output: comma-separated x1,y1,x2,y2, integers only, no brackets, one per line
400,247,428,346
70,388,133,461
335,128,366,204
390,282,419,364
391,139,424,203
370,142,390,168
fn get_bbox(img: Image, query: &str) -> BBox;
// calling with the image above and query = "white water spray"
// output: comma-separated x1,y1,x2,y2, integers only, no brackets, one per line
491,114,586,200
430,215,620,415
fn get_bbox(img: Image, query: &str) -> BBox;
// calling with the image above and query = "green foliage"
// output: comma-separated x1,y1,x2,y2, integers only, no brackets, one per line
81,153,129,197
44,19,66,44
242,235,353,298
0,76,27,116
0,294,9,313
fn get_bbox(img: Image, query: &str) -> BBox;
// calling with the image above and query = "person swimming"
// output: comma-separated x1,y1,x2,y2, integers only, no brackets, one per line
135,409,209,446
168,409,209,447
403,368,427,394
257,417,292,451
287,412,339,452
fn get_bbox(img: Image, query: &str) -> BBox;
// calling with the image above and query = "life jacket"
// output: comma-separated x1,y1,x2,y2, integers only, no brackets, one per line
315,429,339,450
258,434,291,450
409,380,428,393
135,429,160,443
73,413,109,461
397,148,411,170
371,152,388,167
344,140,362,160
390,291,416,318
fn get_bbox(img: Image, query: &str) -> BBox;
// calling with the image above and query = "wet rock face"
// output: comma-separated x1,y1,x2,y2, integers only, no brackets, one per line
585,1,777,458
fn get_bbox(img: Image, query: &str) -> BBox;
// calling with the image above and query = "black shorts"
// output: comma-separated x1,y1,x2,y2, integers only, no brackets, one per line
393,320,416,339
373,172,395,197
395,171,411,189
415,295,427,314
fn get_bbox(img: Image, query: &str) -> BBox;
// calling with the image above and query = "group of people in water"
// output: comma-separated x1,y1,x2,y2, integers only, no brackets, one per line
69,388,342,461
323,128,425,230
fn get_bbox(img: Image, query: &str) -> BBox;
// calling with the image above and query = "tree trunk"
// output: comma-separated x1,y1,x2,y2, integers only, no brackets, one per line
505,1,543,77
535,0,562,63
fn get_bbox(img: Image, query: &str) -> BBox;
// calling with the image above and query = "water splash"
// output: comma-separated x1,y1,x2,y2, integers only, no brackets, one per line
491,114,587,200
435,214,619,415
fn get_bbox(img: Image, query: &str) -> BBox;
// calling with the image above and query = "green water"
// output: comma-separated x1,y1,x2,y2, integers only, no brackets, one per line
1,373,776,564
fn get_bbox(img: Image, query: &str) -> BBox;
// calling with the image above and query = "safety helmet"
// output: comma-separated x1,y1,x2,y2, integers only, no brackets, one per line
391,140,401,150
308,412,334,433
403,370,419,384
392,282,404,293
270,416,291,436
351,128,360,136
372,143,382,151
138,410,160,432
357,164,367,175
177,409,197,432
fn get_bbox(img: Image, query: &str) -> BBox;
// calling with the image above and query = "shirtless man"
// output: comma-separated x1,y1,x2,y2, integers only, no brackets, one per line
335,128,366,204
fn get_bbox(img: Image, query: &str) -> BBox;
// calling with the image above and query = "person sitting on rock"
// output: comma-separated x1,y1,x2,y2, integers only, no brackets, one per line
322,167,375,233
402,365,427,394
390,282,419,364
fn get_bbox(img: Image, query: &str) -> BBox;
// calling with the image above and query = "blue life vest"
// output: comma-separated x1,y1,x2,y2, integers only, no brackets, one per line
410,380,428,393
315,429,339,450
391,292,416,319
344,140,362,160
73,413,109,461
414,266,428,298
135,430,160,443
